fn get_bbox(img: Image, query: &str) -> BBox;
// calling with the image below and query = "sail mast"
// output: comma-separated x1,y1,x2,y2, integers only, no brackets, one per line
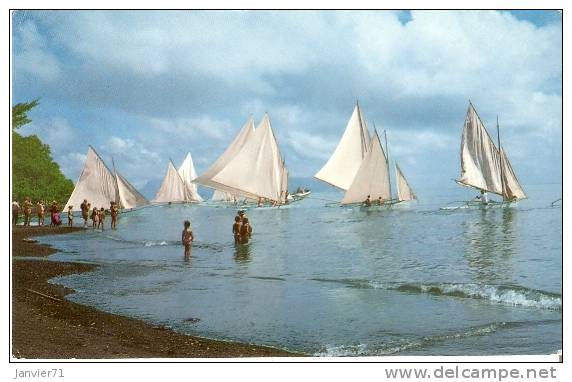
111,157,121,205
384,129,392,200
496,116,506,201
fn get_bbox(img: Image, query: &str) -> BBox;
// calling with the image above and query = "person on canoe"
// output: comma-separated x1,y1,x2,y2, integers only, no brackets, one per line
363,195,372,207
475,189,489,205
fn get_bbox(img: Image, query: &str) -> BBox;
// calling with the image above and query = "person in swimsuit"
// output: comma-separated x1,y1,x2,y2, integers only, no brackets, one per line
182,220,194,258
23,197,32,226
110,201,119,229
12,200,19,225
80,199,89,227
98,207,105,230
91,206,98,228
67,206,74,227
37,201,45,226
239,217,252,244
232,216,241,244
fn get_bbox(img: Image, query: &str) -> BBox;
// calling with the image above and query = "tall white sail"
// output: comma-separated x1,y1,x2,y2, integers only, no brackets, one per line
64,146,118,212
210,114,285,202
395,163,416,202
341,131,390,205
153,161,190,203
193,117,255,192
500,148,526,200
116,172,149,209
315,104,370,190
178,152,203,202
457,103,504,195
457,103,525,201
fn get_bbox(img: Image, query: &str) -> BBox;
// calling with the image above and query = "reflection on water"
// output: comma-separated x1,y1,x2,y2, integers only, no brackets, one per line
234,243,252,263
463,208,516,284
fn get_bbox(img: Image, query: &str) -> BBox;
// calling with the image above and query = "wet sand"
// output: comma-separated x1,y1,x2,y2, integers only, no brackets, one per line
11,226,300,358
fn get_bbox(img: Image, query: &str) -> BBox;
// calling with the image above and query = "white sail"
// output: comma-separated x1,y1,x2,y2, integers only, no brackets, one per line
341,131,390,205
210,114,285,202
500,148,526,200
457,103,525,201
395,163,416,201
64,146,118,212
458,103,504,195
211,189,235,202
193,117,255,192
315,104,370,190
178,152,203,202
153,161,190,203
116,172,149,209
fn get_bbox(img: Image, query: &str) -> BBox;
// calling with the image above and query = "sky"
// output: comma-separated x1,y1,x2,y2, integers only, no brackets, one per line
11,10,562,198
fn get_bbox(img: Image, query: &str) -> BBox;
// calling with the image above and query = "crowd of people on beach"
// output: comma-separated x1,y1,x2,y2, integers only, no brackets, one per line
12,197,120,230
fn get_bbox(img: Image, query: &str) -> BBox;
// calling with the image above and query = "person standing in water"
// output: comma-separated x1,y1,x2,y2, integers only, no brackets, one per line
232,216,241,244
239,217,252,244
12,200,19,225
97,207,105,230
110,201,119,229
182,220,194,258
80,199,90,227
67,206,74,227
37,200,45,226
91,206,98,228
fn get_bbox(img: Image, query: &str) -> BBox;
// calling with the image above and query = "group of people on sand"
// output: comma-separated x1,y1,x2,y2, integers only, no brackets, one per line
181,209,253,258
12,198,64,227
79,199,120,230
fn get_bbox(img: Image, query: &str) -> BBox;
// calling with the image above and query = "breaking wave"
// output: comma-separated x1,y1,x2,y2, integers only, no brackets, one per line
311,278,561,311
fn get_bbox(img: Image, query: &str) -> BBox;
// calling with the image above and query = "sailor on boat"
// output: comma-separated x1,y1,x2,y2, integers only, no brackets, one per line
363,195,372,207
475,189,489,205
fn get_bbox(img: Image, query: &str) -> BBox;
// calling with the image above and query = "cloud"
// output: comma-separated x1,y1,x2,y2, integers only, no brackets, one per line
12,11,562,184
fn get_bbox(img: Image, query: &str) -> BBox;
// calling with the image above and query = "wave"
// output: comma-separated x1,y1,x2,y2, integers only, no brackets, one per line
310,278,561,311
102,235,225,251
315,319,560,357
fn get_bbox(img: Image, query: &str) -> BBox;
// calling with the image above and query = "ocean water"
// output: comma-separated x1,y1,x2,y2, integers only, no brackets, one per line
37,182,562,356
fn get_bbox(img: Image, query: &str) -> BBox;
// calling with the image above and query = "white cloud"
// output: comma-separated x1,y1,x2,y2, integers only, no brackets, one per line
13,20,61,81
149,116,233,141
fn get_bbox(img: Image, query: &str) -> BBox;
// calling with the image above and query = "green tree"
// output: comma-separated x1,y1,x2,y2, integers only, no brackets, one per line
12,100,74,207
12,99,40,130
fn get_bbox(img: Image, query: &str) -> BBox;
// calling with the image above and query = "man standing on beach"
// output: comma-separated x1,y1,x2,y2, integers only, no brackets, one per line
37,200,45,226
23,197,32,226
12,200,19,225
80,199,90,227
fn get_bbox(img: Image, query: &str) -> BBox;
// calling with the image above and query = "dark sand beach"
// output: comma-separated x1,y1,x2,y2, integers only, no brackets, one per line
11,226,299,359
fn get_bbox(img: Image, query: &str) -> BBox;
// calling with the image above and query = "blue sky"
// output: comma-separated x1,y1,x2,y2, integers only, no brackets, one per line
12,10,562,197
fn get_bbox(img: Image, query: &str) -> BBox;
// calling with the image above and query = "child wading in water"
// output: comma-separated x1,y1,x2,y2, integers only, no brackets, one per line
67,206,74,227
98,207,105,230
182,220,194,258
232,216,241,244
110,201,119,229
91,206,98,228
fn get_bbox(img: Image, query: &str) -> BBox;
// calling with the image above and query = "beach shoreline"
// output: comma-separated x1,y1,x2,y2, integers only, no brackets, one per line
11,226,301,359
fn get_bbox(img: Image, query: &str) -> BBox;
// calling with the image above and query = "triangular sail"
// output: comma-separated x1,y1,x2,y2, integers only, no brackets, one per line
457,103,525,201
210,114,285,202
193,117,255,192
315,104,371,190
178,152,203,202
341,131,390,204
457,103,504,195
64,147,118,212
500,149,526,200
153,161,190,203
395,163,416,201
116,172,149,209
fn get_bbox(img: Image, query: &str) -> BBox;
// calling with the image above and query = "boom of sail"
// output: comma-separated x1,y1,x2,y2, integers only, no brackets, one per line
457,103,526,201
64,146,149,211
315,103,370,190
